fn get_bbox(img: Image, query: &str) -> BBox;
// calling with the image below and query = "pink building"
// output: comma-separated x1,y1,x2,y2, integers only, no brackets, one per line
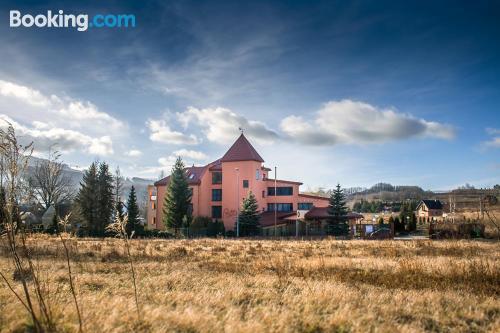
146,134,329,231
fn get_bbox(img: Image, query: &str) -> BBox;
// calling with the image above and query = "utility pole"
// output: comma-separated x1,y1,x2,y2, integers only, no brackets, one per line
236,168,240,237
274,166,277,237
479,195,484,220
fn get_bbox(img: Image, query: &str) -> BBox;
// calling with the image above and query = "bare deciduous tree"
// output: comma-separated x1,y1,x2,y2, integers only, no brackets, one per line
30,148,74,209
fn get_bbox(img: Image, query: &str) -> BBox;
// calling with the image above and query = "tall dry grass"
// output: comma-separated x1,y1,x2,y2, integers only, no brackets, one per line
0,237,499,332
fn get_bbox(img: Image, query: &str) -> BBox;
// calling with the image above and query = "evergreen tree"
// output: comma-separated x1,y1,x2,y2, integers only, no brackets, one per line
97,162,114,235
126,186,142,237
76,162,99,236
327,183,349,236
163,157,192,235
76,162,115,237
394,216,403,232
239,191,260,236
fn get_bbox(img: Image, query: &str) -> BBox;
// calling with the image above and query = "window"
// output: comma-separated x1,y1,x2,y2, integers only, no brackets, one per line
212,206,222,219
212,171,222,184
262,190,265,198
298,202,313,210
256,169,260,180
243,180,249,188
267,203,293,212
212,189,222,201
267,186,293,196
188,173,195,180
151,202,156,210
152,217,156,225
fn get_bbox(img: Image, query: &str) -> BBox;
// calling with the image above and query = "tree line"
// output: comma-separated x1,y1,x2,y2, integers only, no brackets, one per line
353,199,419,213
0,123,141,237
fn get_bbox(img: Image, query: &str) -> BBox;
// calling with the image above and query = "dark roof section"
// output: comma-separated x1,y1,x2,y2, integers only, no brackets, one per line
221,134,264,163
208,159,222,171
419,199,443,210
259,211,296,227
154,166,207,186
304,207,363,220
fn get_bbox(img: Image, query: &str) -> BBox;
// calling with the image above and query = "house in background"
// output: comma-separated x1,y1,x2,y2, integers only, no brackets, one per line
147,134,330,232
416,199,444,221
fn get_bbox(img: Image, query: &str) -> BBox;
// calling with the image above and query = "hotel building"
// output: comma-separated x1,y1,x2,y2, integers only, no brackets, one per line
146,134,330,232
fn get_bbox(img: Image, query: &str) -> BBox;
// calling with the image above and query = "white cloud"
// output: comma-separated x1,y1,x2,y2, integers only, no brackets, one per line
0,80,51,107
281,99,456,145
125,149,143,157
0,80,125,133
0,80,127,156
486,128,500,135
88,136,114,155
0,115,114,156
146,119,200,145
172,149,208,161
135,150,208,178
484,137,500,148
177,106,278,144
481,128,500,149
482,128,500,149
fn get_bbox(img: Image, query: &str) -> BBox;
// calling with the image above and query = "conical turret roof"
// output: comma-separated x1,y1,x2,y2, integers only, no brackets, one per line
221,134,264,162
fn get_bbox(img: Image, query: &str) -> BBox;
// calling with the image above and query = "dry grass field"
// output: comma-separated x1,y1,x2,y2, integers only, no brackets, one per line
0,236,499,332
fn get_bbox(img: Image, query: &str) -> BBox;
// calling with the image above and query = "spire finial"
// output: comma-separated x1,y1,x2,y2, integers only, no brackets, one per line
238,127,244,134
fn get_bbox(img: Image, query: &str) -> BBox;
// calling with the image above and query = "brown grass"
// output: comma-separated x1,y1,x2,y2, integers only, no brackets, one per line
0,235,499,332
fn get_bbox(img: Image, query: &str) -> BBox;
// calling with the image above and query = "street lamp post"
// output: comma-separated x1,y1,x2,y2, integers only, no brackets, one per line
236,168,240,237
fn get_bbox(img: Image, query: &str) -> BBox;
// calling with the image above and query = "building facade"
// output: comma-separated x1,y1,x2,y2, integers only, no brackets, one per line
416,199,444,220
147,134,329,231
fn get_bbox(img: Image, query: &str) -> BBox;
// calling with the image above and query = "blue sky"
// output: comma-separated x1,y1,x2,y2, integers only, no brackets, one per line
0,0,499,190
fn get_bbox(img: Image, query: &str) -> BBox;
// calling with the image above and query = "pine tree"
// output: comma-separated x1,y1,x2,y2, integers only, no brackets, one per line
239,191,260,236
126,186,142,237
163,157,192,235
394,216,402,232
76,162,115,237
97,162,114,235
76,162,99,235
327,183,349,236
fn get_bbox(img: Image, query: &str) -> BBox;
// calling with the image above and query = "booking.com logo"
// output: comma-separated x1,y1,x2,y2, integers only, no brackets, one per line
9,10,136,32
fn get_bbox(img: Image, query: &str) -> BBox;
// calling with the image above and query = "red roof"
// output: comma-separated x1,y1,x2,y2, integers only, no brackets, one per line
154,166,206,186
221,134,264,163
208,159,222,171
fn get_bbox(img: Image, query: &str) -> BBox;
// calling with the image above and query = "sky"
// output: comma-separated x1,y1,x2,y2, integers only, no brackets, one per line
0,0,499,191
